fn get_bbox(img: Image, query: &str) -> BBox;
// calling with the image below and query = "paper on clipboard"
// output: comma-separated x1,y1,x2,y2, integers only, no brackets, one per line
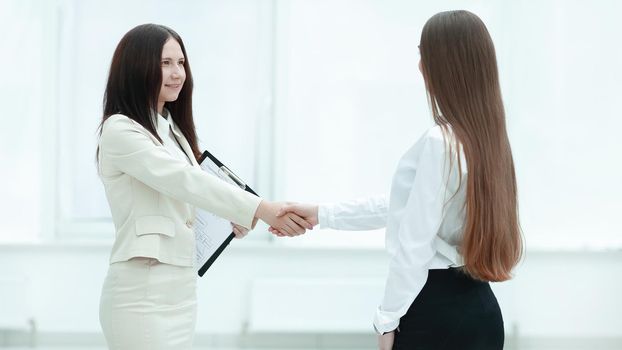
194,152,245,276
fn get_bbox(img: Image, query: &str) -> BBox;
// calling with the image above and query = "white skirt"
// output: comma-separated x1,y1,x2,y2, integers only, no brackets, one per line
99,257,197,350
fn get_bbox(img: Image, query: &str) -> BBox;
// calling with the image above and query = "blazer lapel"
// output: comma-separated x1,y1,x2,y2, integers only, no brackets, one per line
170,122,199,167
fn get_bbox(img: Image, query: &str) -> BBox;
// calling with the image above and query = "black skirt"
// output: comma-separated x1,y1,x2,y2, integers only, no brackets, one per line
392,268,504,350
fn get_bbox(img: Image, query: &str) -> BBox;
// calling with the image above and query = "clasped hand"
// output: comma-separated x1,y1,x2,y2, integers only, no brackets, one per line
253,201,315,236
267,203,319,237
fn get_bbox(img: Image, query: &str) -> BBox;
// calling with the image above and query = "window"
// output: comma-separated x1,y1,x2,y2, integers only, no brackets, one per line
0,1,57,241
55,0,274,239
4,1,620,250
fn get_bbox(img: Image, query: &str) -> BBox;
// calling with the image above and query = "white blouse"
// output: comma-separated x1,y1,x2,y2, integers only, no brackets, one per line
155,109,192,165
318,125,468,334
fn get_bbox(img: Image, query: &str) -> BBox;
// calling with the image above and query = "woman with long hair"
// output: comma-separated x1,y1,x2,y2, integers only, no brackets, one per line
272,10,522,349
97,24,310,349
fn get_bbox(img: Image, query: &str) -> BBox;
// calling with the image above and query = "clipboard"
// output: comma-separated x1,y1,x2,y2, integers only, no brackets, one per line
195,150,258,277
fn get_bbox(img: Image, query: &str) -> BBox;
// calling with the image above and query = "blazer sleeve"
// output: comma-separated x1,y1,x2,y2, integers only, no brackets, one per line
99,115,261,229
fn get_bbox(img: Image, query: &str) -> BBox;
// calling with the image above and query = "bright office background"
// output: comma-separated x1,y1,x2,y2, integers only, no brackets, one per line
0,0,621,349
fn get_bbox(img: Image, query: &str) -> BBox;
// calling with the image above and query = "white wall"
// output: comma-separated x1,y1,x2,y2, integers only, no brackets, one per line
0,242,620,340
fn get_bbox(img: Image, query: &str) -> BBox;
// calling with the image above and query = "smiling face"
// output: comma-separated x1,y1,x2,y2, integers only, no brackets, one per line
157,38,186,114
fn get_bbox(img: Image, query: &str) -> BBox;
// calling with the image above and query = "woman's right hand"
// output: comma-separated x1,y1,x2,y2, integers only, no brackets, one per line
255,200,314,236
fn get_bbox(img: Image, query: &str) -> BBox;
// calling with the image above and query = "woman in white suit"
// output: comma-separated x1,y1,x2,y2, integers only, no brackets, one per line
96,24,311,350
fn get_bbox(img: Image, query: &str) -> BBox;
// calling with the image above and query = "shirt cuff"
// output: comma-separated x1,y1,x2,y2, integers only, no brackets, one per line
373,306,400,334
317,204,334,229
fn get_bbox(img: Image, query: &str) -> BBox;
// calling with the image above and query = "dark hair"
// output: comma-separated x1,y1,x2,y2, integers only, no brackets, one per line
97,23,201,161
419,11,523,281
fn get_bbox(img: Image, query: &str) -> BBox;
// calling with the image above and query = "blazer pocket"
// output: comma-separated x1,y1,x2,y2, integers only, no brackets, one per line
135,215,176,237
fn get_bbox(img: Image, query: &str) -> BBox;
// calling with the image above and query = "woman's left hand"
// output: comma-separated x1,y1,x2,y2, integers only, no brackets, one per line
232,223,249,239
377,331,395,350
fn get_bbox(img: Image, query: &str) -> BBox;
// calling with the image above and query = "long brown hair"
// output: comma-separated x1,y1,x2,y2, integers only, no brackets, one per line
420,11,523,281
97,24,201,161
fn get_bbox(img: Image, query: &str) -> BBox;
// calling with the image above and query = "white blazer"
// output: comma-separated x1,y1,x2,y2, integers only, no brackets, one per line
98,114,261,267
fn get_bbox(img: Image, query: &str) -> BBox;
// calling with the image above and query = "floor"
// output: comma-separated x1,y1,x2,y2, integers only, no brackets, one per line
2,336,622,350
2,344,622,350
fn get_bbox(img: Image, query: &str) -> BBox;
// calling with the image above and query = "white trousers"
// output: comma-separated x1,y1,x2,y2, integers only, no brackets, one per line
99,257,197,350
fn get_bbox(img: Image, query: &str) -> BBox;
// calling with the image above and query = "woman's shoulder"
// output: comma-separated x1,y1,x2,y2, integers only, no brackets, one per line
399,126,444,163
99,114,157,149
102,114,140,131
412,125,447,152
404,124,464,165
419,125,466,168
101,114,155,138
422,124,449,142
421,124,462,151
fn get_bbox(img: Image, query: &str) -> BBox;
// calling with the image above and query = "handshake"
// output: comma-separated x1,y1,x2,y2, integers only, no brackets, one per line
239,201,319,238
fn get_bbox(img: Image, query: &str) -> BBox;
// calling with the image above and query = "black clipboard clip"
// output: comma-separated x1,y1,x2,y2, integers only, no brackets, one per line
197,150,258,277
